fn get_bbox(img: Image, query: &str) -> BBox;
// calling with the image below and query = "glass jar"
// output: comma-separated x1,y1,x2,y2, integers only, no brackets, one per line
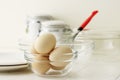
77,29,120,62
18,20,72,53
18,15,54,51
41,20,72,43
26,15,54,40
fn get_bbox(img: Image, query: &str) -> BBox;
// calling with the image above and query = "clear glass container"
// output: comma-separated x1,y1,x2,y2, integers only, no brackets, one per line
77,29,120,62
18,21,95,76
24,40,94,77
41,20,72,43
26,15,55,40
24,43,77,77
18,15,55,51
18,20,73,52
73,39,94,69
22,36,94,76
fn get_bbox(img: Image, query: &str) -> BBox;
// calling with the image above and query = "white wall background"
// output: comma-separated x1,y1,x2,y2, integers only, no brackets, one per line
0,0,120,47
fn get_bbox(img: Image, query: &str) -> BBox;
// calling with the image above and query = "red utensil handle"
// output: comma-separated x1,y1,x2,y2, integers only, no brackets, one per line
78,10,98,31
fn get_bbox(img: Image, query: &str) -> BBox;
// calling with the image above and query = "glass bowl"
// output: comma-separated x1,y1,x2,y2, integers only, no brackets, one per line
77,29,120,62
73,39,94,69
24,44,77,77
23,39,94,77
18,33,94,77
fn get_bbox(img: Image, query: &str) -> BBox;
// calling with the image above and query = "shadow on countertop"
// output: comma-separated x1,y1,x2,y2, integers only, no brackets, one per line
0,68,32,75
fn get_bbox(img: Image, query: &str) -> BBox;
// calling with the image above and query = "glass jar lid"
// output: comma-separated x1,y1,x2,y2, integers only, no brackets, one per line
27,14,54,22
41,20,72,34
41,20,69,28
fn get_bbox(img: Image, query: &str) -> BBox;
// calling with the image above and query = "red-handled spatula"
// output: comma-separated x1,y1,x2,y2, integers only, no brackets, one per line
72,10,98,40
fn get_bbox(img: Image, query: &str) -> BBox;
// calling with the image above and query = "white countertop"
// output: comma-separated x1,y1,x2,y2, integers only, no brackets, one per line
0,54,120,80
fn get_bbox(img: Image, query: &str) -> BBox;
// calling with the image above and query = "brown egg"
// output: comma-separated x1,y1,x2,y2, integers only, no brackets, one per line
34,32,56,56
31,55,51,75
49,46,73,70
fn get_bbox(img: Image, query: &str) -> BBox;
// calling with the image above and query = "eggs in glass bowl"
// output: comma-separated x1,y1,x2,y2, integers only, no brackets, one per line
19,32,93,77
24,32,77,76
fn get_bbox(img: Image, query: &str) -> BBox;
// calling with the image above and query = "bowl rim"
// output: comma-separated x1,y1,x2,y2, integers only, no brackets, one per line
24,49,77,63
77,29,120,39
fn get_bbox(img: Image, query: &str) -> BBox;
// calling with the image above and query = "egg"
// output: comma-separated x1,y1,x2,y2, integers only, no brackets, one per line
49,46,73,70
34,54,49,60
31,55,51,75
31,45,39,54
34,32,56,56
51,65,65,70
31,45,49,57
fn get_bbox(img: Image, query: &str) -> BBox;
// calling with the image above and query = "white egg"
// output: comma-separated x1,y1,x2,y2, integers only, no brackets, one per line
34,32,56,56
32,55,51,75
31,45,39,54
49,46,73,70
